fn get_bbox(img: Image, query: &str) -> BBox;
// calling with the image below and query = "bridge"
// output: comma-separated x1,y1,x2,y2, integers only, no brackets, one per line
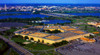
0,35,33,55
40,13,75,18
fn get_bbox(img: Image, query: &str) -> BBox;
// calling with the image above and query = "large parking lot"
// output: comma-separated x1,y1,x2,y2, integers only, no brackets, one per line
56,39,100,55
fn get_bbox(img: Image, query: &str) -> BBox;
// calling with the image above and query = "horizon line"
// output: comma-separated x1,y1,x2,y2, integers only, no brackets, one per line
0,3,100,4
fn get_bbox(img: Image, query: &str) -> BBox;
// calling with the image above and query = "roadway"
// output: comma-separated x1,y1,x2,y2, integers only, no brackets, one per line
0,35,33,55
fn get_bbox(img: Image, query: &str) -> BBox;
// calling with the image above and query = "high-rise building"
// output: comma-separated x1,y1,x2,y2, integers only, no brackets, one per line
4,4,7,11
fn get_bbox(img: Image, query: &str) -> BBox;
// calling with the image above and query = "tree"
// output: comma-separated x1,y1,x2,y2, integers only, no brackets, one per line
52,40,69,47
84,25,87,30
31,38,34,40
14,35,23,38
61,40,69,44
38,39,40,42
25,36,29,39
89,35,95,38
42,40,44,43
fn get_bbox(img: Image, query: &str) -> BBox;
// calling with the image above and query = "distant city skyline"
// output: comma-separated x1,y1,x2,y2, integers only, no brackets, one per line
0,0,100,4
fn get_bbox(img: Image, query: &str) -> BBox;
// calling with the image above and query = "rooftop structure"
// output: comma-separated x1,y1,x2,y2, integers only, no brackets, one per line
15,26,90,44
81,37,95,43
87,22,100,27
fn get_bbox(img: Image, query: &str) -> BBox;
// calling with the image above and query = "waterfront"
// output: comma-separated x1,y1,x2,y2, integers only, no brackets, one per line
0,12,100,19
0,11,100,19
0,12,49,19
0,14,49,19
41,20,71,24
0,12,31,14
66,13,100,16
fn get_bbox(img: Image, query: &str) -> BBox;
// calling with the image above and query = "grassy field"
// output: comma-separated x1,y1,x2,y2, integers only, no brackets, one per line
12,37,54,50
72,17,100,24
23,43,54,50
1,28,18,39
11,36,60,55
30,50,60,55
0,40,19,55
3,48,19,55
71,17,100,33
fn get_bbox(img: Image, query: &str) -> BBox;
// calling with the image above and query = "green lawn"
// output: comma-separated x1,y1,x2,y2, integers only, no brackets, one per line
11,36,54,50
72,24,98,33
30,50,61,55
79,24,97,32
11,37,58,55
24,43,54,50
12,37,26,43
0,40,10,55
3,48,19,55
5,28,18,33
1,28,18,39
2,35,9,39
71,17,100,24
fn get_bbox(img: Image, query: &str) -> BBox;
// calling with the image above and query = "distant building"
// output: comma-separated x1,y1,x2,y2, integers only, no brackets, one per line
81,37,95,43
4,4,7,11
87,22,100,27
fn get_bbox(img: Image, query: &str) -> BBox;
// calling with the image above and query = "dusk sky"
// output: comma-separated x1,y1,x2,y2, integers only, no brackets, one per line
0,0,100,4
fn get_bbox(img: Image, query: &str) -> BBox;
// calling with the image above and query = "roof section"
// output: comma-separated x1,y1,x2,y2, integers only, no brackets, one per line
71,31,85,34
56,32,78,38
34,26,43,29
29,32,50,38
15,25,88,41
64,28,76,31
46,35,62,40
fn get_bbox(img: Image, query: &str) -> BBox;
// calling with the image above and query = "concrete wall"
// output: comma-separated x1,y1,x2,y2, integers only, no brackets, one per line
15,33,55,44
